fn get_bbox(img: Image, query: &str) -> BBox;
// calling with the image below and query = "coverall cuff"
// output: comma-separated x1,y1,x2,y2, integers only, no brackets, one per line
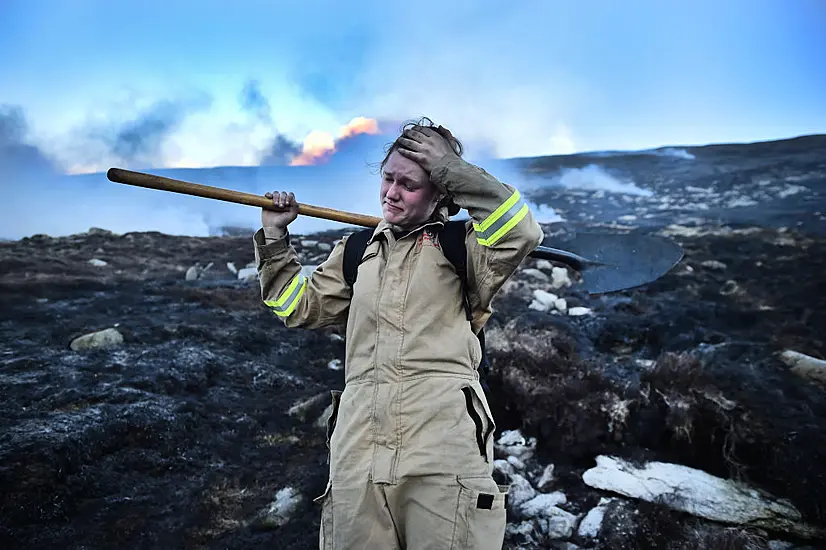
253,227,291,261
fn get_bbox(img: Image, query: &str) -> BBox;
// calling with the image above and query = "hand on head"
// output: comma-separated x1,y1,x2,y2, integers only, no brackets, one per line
395,125,460,174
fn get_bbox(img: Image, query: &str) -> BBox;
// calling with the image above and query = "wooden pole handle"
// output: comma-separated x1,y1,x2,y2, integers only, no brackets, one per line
106,167,383,228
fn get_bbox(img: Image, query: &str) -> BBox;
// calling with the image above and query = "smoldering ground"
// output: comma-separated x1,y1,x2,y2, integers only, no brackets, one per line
1,218,825,549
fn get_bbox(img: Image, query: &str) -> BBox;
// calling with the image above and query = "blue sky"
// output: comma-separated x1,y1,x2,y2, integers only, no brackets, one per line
1,0,825,174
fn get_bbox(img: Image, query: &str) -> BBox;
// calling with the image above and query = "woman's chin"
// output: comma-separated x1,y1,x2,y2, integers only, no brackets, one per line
383,207,404,224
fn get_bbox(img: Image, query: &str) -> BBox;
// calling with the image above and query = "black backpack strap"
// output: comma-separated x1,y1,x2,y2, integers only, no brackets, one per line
438,221,473,321
343,229,373,287
437,221,492,381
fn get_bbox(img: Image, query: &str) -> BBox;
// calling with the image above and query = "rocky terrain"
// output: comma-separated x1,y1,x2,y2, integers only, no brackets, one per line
1,216,825,549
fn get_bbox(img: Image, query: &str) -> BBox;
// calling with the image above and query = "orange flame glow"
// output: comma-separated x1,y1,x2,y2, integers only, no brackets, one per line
338,116,380,139
289,116,380,166
289,130,336,166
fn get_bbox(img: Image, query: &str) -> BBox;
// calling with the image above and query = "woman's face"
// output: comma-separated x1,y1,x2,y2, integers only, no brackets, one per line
380,150,441,228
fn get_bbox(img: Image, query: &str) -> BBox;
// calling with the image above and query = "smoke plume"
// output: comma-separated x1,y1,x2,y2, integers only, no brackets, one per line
0,104,58,178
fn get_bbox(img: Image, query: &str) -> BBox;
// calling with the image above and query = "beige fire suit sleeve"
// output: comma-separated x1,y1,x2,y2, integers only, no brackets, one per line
430,155,545,332
253,228,351,329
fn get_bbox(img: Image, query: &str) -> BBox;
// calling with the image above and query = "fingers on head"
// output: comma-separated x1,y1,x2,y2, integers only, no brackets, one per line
397,136,420,150
396,148,422,162
405,127,427,140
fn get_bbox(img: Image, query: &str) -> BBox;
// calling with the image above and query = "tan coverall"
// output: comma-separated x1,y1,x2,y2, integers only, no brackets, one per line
254,155,544,549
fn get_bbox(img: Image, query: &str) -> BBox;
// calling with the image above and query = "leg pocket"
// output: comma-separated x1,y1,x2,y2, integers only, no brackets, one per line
451,475,509,550
314,481,334,550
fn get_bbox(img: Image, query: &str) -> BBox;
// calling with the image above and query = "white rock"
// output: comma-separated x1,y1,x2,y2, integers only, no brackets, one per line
70,328,124,351
582,455,822,539
535,507,578,540
780,350,826,385
246,261,256,269
498,430,526,446
577,497,615,538
302,240,318,247
529,300,548,312
494,459,515,478
519,492,568,517
618,215,637,221
535,464,556,491
568,307,592,316
88,258,107,267
496,430,537,461
536,260,554,271
550,267,572,290
507,455,526,470
701,260,727,271
260,487,303,528
317,242,332,252
237,267,258,281
226,261,238,274
768,541,795,550
728,196,758,208
778,184,808,198
508,473,537,508
529,290,558,312
505,520,535,540
328,359,343,371
522,268,550,282
185,265,200,280
553,298,567,312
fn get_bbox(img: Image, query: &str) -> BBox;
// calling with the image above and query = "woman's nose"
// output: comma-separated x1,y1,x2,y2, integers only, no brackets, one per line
386,183,401,199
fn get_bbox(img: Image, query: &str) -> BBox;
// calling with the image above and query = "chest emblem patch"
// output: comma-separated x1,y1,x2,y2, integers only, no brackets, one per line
420,229,441,250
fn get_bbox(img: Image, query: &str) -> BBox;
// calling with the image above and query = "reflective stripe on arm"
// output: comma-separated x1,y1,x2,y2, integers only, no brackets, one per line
472,189,530,246
264,273,307,317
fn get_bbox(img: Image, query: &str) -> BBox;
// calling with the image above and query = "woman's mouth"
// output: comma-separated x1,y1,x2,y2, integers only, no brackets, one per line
385,203,402,213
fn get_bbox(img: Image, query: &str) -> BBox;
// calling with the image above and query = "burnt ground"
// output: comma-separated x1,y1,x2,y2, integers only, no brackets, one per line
1,222,825,549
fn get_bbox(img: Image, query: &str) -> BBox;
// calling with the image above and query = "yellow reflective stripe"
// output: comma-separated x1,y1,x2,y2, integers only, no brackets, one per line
476,203,529,246
473,190,530,246
473,189,522,233
263,274,307,317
